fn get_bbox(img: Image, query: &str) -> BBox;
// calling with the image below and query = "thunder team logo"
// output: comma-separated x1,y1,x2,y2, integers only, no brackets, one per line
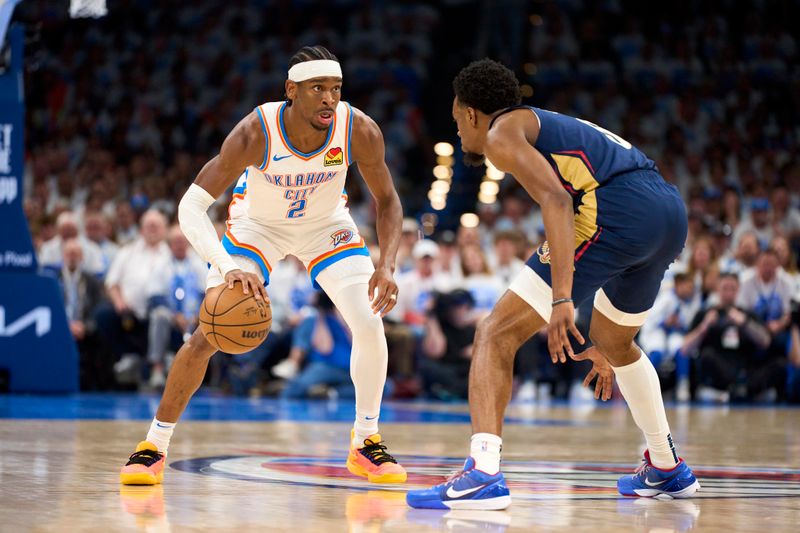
331,229,354,247
324,147,344,166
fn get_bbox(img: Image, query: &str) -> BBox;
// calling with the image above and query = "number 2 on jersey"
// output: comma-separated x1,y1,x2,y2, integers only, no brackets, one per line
286,199,307,219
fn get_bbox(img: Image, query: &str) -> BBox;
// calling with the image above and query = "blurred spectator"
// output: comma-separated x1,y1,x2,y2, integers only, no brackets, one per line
395,218,421,274
84,211,119,273
770,184,800,241
280,293,355,400
38,211,105,275
772,235,800,300
489,230,525,286
419,290,477,400
737,248,794,358
459,243,504,313
733,198,774,249
390,239,451,326
683,273,774,402
115,201,140,246
145,225,208,389
435,230,462,283
640,273,700,399
720,230,760,276
684,236,718,302
58,238,108,390
97,210,171,384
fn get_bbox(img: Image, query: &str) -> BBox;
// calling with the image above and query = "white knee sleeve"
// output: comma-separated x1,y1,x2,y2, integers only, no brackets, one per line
315,256,387,442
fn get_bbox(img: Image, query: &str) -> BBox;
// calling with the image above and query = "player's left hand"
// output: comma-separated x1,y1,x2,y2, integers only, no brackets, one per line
571,346,615,401
547,301,585,363
369,265,398,317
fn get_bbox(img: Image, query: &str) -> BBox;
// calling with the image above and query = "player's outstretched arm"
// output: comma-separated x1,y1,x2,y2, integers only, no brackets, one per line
485,114,584,363
178,112,268,300
349,109,403,317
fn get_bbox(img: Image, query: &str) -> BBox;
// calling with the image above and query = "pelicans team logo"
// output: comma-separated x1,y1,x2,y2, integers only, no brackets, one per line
324,147,343,167
537,241,551,264
331,229,354,247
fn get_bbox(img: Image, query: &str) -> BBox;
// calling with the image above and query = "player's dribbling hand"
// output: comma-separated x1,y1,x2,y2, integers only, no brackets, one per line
369,265,398,317
571,346,615,401
224,269,269,303
547,302,585,364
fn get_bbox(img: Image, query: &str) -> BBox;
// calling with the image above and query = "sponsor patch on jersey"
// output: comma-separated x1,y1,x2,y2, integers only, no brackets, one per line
537,241,551,264
324,147,344,167
331,229,354,247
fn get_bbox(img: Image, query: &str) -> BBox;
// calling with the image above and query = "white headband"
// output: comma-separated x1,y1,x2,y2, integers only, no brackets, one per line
288,60,342,82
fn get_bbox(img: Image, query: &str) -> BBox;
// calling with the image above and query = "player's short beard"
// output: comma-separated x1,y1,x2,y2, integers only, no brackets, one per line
463,151,486,167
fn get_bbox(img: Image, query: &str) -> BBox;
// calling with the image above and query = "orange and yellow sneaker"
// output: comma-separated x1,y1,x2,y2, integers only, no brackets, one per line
120,441,166,485
346,431,407,484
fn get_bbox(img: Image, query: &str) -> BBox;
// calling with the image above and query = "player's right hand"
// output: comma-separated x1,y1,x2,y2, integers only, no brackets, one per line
224,269,269,303
570,346,614,401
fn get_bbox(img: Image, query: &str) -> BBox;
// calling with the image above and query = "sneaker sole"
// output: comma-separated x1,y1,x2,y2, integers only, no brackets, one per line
119,471,164,486
633,480,701,499
443,495,512,511
346,457,407,484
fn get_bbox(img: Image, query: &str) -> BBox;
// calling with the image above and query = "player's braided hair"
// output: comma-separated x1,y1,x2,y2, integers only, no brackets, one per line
289,45,339,67
453,59,521,114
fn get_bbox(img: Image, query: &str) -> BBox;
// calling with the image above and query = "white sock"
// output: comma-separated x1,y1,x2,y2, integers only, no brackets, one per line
353,411,379,448
145,418,175,453
470,433,502,474
612,352,679,469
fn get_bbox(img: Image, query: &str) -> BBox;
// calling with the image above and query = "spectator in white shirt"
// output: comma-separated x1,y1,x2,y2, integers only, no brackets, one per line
489,230,525,287
390,239,451,327
459,243,504,314
96,210,171,378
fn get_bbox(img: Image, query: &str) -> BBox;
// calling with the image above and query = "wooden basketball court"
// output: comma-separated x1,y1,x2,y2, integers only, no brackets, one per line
1,396,798,531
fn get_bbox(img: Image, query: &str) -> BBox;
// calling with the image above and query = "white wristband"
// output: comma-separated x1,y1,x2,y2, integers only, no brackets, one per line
178,184,239,277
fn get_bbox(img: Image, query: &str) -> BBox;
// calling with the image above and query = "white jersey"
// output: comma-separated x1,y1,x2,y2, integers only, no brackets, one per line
229,100,354,225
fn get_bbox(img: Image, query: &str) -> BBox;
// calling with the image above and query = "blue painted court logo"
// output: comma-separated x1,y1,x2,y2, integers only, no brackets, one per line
331,229,354,247
171,452,800,500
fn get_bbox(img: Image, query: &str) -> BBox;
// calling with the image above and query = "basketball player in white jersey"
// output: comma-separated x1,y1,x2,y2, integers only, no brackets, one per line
120,46,407,485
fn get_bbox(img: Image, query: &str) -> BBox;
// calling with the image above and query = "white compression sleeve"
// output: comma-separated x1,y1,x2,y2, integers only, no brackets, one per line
178,184,239,277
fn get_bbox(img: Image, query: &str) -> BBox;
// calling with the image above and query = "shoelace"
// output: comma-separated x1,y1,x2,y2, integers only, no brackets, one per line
126,449,163,467
359,438,397,466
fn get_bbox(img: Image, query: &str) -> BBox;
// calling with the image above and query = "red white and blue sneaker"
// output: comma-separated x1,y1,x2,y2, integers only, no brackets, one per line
618,450,700,499
406,457,511,510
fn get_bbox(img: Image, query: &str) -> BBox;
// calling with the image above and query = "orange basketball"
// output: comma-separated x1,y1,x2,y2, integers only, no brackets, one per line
198,283,271,354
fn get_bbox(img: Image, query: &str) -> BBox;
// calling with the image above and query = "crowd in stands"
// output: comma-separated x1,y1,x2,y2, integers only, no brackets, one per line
15,1,800,402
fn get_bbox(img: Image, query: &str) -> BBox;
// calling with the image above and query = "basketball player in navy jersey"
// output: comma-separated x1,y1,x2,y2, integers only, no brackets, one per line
120,46,407,485
407,59,699,510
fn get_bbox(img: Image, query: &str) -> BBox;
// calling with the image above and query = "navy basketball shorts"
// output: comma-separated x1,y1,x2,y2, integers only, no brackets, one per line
509,170,687,327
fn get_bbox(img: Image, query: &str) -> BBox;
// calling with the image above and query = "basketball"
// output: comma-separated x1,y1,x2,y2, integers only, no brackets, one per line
198,283,271,354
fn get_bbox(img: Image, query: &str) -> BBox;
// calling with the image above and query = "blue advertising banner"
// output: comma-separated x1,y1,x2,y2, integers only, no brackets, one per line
0,26,78,392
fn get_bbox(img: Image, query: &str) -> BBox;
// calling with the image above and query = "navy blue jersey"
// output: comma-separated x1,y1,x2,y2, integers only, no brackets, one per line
530,106,656,182
491,106,658,248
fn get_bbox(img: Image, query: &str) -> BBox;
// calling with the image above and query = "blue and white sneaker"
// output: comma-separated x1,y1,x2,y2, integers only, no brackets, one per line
618,450,701,499
406,457,511,510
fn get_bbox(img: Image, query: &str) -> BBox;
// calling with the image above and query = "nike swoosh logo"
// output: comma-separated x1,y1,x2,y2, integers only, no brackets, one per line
446,484,487,499
155,423,173,428
644,478,667,487
273,154,292,161
365,416,377,420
